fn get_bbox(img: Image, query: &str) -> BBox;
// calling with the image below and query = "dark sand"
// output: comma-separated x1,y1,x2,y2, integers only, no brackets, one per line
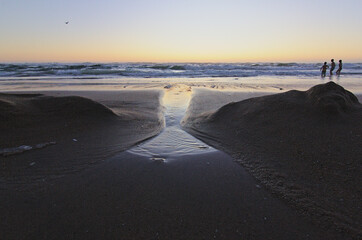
183,82,362,239
0,90,164,183
1,151,346,240
0,86,356,239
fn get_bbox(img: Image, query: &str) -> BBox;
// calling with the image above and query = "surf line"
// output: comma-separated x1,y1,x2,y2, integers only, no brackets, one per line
127,84,216,162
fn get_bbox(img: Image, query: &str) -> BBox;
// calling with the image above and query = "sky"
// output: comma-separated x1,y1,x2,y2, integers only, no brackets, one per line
0,0,361,63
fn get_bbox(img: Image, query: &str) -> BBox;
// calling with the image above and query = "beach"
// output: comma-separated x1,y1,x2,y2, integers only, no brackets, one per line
0,74,361,239
0,90,164,182
183,82,362,238
2,0,362,237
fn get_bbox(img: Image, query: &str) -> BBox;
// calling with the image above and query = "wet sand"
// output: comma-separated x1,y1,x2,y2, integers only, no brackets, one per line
0,85,357,239
183,82,362,239
1,151,346,240
0,90,164,182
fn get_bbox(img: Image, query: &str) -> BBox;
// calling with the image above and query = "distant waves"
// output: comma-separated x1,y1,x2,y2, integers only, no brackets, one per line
0,62,362,78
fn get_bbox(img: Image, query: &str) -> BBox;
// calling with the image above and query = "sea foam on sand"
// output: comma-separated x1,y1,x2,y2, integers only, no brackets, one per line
183,81,362,237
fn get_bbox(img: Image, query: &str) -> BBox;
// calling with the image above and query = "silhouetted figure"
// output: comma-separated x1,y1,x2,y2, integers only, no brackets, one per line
330,59,335,75
320,62,329,77
336,60,343,75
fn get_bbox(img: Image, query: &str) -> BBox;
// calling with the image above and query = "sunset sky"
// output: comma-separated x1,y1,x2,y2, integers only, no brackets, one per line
1,0,361,63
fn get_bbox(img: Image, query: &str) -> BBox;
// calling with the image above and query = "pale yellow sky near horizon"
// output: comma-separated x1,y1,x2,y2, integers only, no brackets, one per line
0,0,361,63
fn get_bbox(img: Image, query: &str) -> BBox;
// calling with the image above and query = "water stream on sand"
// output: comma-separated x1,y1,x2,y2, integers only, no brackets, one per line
127,84,217,162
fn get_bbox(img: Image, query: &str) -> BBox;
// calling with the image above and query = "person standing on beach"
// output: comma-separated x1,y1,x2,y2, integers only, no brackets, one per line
320,62,329,77
336,60,343,75
330,59,335,75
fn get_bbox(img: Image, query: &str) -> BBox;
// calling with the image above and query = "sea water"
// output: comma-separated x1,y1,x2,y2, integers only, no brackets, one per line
1,62,362,78
1,62,361,92
127,85,217,162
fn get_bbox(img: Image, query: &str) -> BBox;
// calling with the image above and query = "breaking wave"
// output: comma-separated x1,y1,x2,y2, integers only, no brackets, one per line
0,62,361,78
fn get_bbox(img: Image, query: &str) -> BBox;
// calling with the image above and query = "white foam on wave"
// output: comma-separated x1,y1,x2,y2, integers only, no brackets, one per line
1,62,362,78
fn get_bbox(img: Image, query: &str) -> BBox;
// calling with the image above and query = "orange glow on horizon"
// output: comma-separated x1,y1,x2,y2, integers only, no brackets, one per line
1,1,361,63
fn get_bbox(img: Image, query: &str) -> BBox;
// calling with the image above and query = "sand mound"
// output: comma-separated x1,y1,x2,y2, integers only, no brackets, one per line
183,82,362,238
306,81,359,113
0,94,116,124
209,82,360,125
0,92,163,183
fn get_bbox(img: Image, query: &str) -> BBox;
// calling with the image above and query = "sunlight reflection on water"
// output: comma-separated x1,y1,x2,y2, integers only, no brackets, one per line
127,84,217,162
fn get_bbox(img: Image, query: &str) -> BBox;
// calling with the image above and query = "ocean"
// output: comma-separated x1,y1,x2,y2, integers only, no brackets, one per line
1,62,361,91
1,62,361,78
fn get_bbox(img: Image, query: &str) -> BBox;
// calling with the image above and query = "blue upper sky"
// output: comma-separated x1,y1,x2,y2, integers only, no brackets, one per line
1,0,361,62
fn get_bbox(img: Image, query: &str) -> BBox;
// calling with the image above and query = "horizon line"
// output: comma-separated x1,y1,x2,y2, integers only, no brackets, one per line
1,60,361,64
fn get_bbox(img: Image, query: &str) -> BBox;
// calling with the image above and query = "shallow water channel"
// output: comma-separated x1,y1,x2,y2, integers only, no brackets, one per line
127,85,217,162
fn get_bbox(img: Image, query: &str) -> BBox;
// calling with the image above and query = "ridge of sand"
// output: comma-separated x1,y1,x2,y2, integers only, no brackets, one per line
0,91,164,185
183,82,362,238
